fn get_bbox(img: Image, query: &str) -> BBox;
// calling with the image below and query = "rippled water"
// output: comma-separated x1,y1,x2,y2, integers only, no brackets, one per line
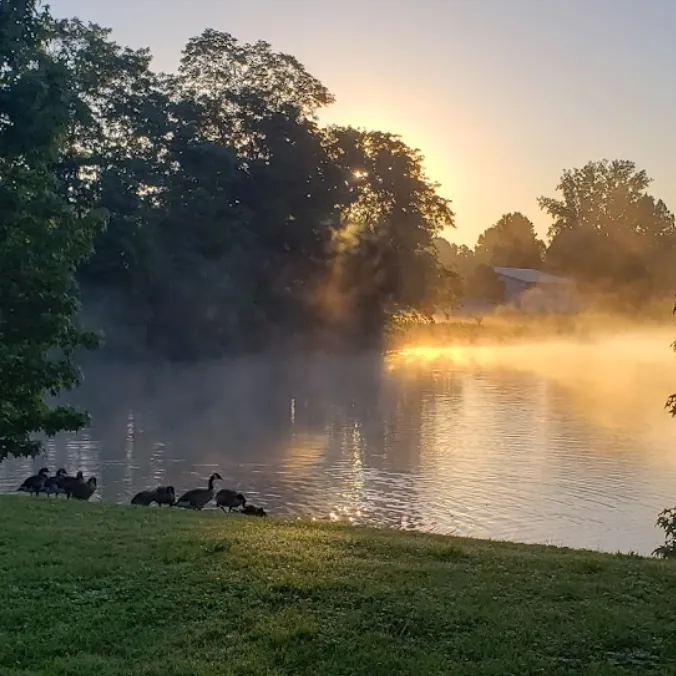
2,332,676,555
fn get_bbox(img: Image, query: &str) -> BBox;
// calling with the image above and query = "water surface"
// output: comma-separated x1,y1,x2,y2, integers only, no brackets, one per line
2,333,675,555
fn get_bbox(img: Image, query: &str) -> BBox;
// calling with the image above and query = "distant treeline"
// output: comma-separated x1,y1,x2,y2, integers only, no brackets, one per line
435,160,676,310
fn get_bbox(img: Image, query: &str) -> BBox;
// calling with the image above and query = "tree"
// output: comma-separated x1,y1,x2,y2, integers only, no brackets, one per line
29,16,457,359
433,237,474,277
319,128,456,340
42,17,169,293
0,0,102,459
657,333,676,557
177,29,333,151
465,264,505,303
539,160,676,296
474,212,544,269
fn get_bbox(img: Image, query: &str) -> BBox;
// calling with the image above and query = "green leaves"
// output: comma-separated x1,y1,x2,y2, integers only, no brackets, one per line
0,0,101,459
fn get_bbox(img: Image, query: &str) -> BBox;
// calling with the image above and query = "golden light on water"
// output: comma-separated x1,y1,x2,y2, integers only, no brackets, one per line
387,344,493,369
393,345,471,362
386,330,676,437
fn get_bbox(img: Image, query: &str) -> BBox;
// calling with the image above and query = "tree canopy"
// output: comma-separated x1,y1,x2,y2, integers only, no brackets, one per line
0,0,103,460
2,5,458,374
539,160,676,297
438,159,676,309
474,212,544,270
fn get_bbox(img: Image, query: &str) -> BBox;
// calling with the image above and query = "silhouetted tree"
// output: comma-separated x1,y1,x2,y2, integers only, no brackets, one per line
475,212,544,269
433,237,474,277
465,264,505,303
539,160,676,298
23,18,456,359
320,128,455,341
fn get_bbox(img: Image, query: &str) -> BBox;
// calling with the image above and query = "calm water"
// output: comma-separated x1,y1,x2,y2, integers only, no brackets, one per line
2,333,676,555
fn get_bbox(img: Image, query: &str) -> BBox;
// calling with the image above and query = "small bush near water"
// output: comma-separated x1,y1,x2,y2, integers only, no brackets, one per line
654,507,676,558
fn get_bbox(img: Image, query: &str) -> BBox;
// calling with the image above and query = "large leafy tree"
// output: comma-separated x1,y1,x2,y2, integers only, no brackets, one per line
0,0,102,459
26,18,456,359
320,128,456,340
539,160,676,295
475,212,544,269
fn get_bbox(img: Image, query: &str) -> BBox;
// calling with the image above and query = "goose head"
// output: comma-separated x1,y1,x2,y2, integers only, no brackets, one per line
207,473,222,490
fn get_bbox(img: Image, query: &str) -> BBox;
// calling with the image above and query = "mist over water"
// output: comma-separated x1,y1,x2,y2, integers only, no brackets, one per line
2,328,675,555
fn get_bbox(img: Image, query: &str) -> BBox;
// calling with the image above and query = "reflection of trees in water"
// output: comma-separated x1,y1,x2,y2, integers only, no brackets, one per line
3,352,671,552
61,354,447,501
1,353,468,533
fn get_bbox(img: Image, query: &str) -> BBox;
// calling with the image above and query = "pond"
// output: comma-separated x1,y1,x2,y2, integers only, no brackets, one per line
2,330,675,555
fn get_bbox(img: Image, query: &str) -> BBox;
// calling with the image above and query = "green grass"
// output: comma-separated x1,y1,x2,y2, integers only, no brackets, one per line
1,497,675,675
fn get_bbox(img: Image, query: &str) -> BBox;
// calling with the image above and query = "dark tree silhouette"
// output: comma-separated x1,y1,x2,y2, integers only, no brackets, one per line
539,160,676,297
433,237,474,277
475,212,544,269
465,264,505,303
4,14,458,361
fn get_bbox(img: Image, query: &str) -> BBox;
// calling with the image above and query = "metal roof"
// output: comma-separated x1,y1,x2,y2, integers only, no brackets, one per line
493,267,574,285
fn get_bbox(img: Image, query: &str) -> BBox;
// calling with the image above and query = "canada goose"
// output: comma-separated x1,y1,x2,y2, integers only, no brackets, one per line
61,471,85,498
241,504,267,517
17,468,50,496
157,486,176,506
43,468,68,496
71,477,97,501
131,486,175,506
175,473,222,510
215,489,246,513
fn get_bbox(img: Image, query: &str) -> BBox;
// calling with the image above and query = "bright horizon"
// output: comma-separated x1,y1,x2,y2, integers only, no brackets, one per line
50,0,676,247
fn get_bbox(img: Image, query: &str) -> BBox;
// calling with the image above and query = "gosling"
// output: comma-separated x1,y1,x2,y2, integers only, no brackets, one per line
131,486,176,507
71,477,97,501
60,471,85,498
215,489,246,513
42,468,68,496
241,504,267,517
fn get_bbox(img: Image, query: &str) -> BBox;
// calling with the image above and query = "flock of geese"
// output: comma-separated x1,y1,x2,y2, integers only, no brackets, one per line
16,468,267,516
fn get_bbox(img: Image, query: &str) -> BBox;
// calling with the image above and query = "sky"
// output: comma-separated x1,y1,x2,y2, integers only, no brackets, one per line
50,0,676,247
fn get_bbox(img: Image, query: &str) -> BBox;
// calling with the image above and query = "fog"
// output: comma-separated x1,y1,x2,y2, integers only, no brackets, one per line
393,323,676,436
3,314,675,553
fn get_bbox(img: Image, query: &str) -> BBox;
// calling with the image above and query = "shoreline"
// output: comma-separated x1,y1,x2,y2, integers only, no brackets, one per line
2,491,663,559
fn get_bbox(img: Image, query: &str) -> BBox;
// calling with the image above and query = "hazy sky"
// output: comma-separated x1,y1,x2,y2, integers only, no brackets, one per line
50,0,676,246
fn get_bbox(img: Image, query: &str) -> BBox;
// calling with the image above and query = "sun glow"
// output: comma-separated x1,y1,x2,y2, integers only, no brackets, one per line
387,344,492,368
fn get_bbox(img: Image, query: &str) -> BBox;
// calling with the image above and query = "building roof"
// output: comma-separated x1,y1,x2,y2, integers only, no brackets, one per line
493,267,574,285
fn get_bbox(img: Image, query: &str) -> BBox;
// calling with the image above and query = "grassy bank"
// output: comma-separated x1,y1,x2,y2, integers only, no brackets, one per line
1,497,675,675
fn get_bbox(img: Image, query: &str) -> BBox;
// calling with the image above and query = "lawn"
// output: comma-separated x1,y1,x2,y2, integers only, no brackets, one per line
0,496,675,675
